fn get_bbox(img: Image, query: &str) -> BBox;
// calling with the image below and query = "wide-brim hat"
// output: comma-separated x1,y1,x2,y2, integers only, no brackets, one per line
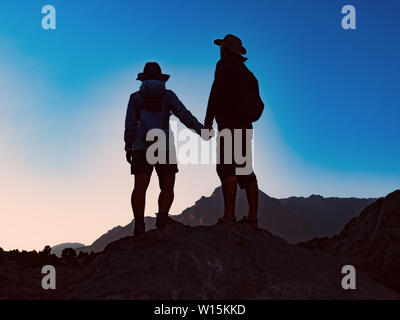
137,62,170,82
214,34,247,56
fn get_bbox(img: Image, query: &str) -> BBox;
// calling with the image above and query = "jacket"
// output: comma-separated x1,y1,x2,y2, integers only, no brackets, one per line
124,80,204,151
205,56,253,130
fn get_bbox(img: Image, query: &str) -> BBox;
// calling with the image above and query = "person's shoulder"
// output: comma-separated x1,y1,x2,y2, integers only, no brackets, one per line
216,58,241,73
216,59,223,67
127,92,143,108
214,59,229,77
129,91,142,101
164,89,177,99
132,90,142,96
216,59,227,70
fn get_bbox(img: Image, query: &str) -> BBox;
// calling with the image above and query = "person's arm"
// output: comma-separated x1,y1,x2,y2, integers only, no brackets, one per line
124,93,138,152
204,62,223,128
205,81,217,128
169,91,204,135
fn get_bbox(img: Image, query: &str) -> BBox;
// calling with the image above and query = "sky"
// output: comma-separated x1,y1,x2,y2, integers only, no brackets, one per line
0,0,399,250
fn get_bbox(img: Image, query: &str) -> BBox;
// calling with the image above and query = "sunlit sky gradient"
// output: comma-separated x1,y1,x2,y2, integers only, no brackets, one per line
0,0,399,250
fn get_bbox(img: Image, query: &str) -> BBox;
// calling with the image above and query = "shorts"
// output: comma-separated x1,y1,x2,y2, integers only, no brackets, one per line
216,128,257,189
131,150,179,176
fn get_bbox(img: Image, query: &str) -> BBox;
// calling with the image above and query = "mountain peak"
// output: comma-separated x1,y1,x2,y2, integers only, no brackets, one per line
384,189,400,202
309,194,324,199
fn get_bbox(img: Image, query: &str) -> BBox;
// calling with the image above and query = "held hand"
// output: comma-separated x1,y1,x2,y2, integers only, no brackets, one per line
126,150,134,164
209,128,215,138
205,124,215,138
201,126,215,141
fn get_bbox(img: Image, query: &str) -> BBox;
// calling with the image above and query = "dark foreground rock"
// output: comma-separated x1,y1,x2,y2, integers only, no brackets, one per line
299,190,400,293
1,222,398,299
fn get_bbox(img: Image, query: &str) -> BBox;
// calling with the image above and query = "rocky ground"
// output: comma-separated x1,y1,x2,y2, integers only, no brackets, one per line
0,221,398,299
299,189,400,293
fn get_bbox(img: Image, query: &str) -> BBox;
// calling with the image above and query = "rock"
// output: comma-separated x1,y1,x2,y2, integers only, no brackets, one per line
299,190,400,293
1,221,398,299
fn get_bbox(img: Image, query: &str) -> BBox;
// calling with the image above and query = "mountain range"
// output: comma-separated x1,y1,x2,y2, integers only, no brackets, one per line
78,187,374,253
1,189,399,299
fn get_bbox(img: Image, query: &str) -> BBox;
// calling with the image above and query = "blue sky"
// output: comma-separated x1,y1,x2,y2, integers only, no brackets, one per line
2,0,399,175
0,0,399,249
1,0,399,191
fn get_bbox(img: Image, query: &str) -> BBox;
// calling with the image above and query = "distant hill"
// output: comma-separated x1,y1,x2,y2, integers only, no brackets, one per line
79,187,374,253
80,217,155,253
51,243,85,257
177,187,311,242
278,194,375,238
300,190,400,293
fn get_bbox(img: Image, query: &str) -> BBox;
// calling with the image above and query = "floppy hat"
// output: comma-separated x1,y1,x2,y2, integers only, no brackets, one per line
214,34,247,56
137,62,170,82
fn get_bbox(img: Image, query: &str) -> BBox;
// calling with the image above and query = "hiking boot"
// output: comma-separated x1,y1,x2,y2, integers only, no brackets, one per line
239,216,259,229
217,216,237,224
133,221,146,237
156,212,182,230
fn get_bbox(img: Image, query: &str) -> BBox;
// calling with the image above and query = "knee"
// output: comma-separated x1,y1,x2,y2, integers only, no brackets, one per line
133,187,147,197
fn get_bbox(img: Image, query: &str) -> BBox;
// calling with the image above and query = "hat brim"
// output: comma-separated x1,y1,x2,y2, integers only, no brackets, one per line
214,39,247,55
214,39,224,46
137,73,170,82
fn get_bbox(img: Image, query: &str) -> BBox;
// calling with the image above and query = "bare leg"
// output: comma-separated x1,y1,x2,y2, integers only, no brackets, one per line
131,173,151,224
156,173,181,229
158,173,176,214
221,176,238,220
245,180,258,221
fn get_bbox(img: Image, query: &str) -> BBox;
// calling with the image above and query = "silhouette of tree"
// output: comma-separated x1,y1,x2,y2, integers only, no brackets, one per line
77,251,89,259
61,248,77,261
43,245,51,256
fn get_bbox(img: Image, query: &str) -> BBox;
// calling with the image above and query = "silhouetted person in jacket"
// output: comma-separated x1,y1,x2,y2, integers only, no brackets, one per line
205,34,259,228
125,62,205,236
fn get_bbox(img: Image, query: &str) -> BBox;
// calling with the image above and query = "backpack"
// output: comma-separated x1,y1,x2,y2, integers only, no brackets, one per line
138,91,165,114
237,64,264,123
133,92,167,148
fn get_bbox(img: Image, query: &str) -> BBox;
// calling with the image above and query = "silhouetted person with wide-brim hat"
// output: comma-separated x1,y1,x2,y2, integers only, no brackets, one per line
205,34,263,229
124,62,207,236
